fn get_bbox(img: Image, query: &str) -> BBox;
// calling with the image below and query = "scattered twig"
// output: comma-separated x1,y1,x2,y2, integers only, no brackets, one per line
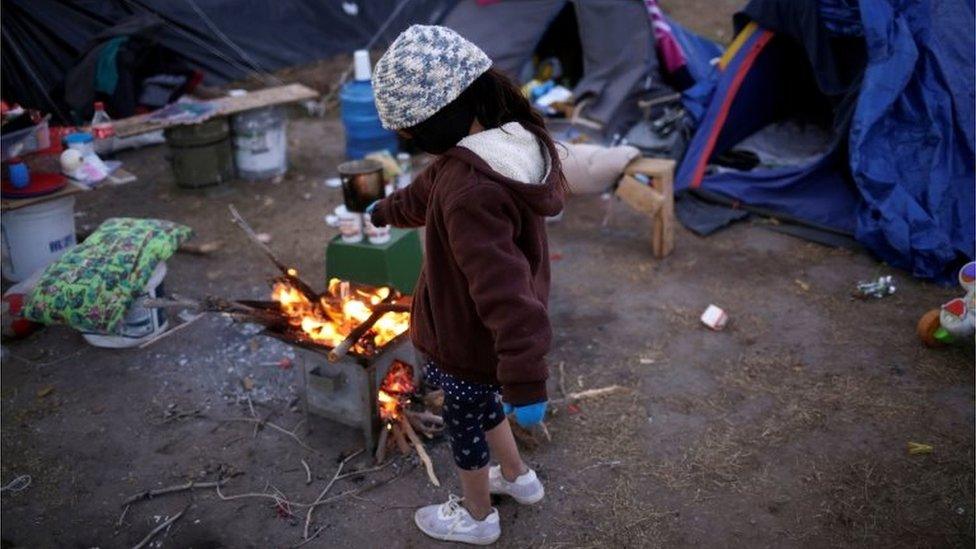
123,479,229,506
117,504,130,528
350,494,421,510
538,421,552,442
550,385,629,405
137,313,204,349
301,459,312,485
312,465,409,507
557,361,568,399
580,460,622,472
335,457,396,481
130,505,187,549
216,482,304,507
224,417,318,454
290,526,325,548
8,347,86,368
304,449,365,539
0,474,32,493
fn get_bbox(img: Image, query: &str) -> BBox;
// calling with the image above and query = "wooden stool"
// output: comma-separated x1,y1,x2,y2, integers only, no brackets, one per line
614,157,675,258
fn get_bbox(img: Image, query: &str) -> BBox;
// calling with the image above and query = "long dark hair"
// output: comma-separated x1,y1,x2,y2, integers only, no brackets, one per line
407,67,555,153
465,67,546,131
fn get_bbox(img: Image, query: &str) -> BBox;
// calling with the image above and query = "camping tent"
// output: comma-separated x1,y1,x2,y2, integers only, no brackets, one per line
1,0,717,133
676,0,975,281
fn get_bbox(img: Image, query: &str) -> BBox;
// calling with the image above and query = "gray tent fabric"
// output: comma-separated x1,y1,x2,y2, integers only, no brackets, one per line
571,0,659,134
444,0,565,76
444,0,664,136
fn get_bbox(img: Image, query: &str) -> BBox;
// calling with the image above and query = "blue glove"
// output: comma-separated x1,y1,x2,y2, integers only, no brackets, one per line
502,401,548,427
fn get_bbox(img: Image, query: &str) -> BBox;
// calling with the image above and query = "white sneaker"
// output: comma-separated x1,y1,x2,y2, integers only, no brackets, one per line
488,466,545,505
414,494,501,545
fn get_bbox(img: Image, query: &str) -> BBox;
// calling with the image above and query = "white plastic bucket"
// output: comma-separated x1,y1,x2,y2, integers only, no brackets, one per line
82,261,169,348
1,196,77,282
232,106,287,180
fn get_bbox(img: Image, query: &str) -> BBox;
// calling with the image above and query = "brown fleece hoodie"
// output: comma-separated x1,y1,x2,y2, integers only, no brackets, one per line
370,122,564,405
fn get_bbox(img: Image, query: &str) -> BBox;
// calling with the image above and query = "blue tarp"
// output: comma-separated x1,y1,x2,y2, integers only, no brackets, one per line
677,0,975,281
850,0,975,280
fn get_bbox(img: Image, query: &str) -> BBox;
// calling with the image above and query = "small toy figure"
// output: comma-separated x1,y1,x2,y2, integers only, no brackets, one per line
917,261,976,347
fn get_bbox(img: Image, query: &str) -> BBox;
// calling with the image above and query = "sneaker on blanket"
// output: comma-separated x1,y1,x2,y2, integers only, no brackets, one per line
488,465,545,505
414,494,500,545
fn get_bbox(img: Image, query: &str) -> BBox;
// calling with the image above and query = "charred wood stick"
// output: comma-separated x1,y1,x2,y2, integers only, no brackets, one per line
228,204,319,301
138,313,204,349
398,416,440,487
228,204,290,273
374,426,390,465
178,240,222,255
327,304,411,362
406,413,442,438
404,410,444,426
391,423,410,455
221,310,289,329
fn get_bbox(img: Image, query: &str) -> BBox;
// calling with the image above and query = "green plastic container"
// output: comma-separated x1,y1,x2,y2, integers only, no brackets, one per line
164,117,235,188
325,228,422,294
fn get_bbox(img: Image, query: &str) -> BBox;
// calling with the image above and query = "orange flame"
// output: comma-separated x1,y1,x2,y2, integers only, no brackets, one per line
378,360,415,421
271,275,409,354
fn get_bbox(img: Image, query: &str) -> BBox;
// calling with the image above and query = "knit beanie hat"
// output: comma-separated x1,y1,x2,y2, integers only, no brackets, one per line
372,25,492,130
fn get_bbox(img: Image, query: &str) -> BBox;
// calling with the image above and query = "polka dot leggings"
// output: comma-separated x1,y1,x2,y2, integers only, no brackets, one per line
425,362,505,470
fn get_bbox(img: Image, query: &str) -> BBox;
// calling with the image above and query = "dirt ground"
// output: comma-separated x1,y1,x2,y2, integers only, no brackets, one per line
2,4,974,548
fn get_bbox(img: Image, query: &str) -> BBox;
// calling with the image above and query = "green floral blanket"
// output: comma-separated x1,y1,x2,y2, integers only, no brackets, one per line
24,218,192,334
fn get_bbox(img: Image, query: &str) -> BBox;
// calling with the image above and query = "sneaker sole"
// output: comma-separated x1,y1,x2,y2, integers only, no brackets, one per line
414,516,500,546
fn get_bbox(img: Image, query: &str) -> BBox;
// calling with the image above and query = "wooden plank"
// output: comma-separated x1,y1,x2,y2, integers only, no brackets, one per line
615,174,665,216
624,157,675,178
114,83,319,138
618,156,676,258
652,161,675,258
1,181,86,211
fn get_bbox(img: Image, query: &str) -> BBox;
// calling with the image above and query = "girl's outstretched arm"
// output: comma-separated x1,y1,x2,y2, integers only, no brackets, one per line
369,161,439,228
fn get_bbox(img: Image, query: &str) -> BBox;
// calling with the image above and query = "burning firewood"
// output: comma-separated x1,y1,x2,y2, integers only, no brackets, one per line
228,204,321,306
328,303,411,362
370,361,443,487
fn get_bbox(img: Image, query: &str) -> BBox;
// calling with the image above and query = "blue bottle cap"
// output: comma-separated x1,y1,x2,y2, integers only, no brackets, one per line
63,132,94,146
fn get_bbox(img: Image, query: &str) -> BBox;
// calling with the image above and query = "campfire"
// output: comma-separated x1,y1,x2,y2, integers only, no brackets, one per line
374,360,443,485
146,205,445,486
271,275,411,358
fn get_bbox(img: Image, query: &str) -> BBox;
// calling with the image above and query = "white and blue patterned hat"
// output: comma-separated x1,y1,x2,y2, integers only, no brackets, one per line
372,25,492,130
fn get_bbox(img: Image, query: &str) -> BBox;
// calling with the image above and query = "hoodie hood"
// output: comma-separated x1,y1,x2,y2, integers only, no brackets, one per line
445,122,565,217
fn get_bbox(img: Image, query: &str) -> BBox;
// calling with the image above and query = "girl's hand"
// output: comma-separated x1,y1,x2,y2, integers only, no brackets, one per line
502,401,548,427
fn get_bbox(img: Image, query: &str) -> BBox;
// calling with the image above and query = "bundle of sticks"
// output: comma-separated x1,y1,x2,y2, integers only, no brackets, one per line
374,389,445,487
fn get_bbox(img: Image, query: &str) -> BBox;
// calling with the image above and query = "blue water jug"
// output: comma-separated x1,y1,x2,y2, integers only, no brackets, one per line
340,50,398,160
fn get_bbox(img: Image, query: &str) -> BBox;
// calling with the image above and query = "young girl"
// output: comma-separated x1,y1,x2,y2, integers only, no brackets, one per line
367,25,564,545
